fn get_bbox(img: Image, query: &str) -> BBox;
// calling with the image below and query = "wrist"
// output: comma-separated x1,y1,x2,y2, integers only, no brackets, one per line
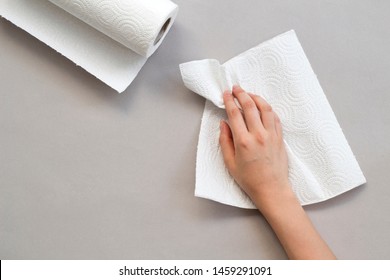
250,182,298,215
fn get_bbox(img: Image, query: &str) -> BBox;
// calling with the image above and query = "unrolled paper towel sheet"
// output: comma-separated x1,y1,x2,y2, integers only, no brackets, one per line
180,30,366,208
0,0,178,92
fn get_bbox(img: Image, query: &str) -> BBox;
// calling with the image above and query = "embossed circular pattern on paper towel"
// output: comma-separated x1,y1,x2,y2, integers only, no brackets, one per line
231,53,261,89
274,33,303,57
95,2,120,28
288,164,318,204
325,171,350,193
289,101,318,132
286,132,318,159
262,74,284,96
96,0,152,53
49,0,175,57
270,100,292,126
311,121,343,152
182,64,213,102
303,73,324,99
284,47,309,77
282,80,313,108
309,152,328,179
67,0,87,14
116,1,154,51
258,47,287,75
326,144,349,164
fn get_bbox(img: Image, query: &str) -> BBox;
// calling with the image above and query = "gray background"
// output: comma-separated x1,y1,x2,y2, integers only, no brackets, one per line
0,0,389,259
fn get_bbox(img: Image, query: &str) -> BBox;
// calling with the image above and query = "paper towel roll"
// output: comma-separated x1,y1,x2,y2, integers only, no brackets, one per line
48,0,178,57
0,0,178,92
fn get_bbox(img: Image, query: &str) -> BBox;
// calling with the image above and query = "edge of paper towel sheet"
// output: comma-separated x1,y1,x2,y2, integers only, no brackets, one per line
180,30,366,209
195,166,366,209
0,0,178,93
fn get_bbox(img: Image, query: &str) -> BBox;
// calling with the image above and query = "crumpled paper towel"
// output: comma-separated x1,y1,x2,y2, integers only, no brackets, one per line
0,0,178,92
180,30,366,208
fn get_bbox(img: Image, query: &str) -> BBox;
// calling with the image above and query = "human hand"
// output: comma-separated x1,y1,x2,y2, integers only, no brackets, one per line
219,85,292,209
219,86,336,259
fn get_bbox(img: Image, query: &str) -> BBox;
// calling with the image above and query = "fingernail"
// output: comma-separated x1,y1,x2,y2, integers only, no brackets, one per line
224,88,232,93
233,84,243,91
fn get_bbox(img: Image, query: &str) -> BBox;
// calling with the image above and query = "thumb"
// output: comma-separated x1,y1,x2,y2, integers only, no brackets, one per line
219,120,235,172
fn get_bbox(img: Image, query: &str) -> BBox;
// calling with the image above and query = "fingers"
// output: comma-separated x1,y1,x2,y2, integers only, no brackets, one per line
232,85,265,134
223,85,281,138
249,93,275,131
219,120,235,171
223,90,248,139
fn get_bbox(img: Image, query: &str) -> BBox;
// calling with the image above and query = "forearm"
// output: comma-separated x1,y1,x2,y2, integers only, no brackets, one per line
253,186,336,260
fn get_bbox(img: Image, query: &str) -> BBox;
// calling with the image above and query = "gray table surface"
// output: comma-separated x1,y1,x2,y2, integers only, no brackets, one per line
1,0,389,260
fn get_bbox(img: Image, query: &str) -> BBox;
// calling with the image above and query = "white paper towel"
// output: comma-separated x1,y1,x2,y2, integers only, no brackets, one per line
0,0,178,92
180,30,366,208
